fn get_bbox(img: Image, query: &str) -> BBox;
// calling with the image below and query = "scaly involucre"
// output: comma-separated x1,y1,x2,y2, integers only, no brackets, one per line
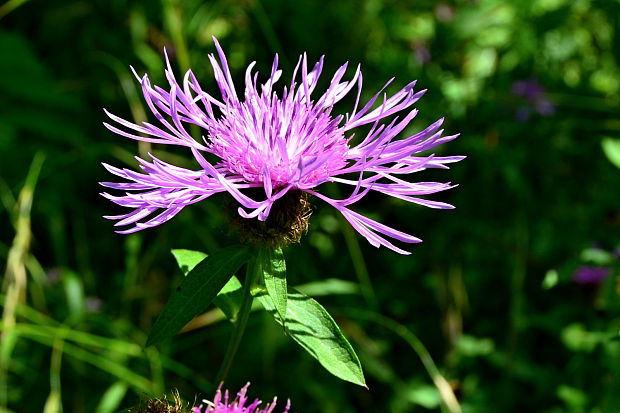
192,383,289,413
101,38,463,254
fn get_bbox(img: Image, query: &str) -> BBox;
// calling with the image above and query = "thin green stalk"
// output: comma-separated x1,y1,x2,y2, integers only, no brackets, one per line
252,0,291,72
0,154,44,408
162,0,190,74
0,0,30,19
216,255,262,382
502,218,528,407
340,216,378,309
7,326,154,394
342,309,462,413
146,347,165,396
43,337,63,413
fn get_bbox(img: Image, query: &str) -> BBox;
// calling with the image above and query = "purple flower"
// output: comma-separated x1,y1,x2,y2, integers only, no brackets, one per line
193,383,289,413
511,79,555,121
101,39,462,254
572,266,611,285
412,40,431,65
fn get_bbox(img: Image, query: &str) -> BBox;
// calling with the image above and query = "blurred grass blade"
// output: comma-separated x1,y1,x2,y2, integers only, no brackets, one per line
7,324,154,394
0,294,57,326
0,153,44,408
44,337,63,413
95,382,128,413
0,179,16,216
344,309,462,413
1,322,142,356
94,52,151,158
162,0,190,73
0,0,30,19
42,391,61,413
146,245,250,346
339,215,377,308
62,270,86,322
295,278,360,297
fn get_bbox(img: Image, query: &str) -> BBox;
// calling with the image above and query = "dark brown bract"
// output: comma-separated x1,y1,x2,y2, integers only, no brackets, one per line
233,190,312,248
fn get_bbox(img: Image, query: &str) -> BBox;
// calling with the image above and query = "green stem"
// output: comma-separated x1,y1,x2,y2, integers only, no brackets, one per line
216,255,261,382
161,0,190,74
342,309,462,413
340,216,378,309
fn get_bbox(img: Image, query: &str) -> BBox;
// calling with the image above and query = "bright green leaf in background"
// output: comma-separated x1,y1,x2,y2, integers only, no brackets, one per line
406,384,441,409
295,278,360,297
213,276,244,322
602,137,620,169
171,249,207,276
94,381,128,413
580,247,615,265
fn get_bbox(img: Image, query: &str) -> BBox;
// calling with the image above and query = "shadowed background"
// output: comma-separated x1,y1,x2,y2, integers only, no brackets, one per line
1,0,619,412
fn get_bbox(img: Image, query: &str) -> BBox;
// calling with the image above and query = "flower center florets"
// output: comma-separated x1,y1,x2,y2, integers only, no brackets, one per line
231,190,312,248
208,94,349,189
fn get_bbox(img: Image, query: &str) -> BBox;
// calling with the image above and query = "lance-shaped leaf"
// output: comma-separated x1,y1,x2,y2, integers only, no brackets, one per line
171,249,207,275
256,288,366,387
261,248,288,326
146,245,250,346
172,249,245,321
214,276,244,322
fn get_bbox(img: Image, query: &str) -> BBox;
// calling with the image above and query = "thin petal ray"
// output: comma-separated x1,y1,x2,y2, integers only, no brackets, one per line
101,39,462,252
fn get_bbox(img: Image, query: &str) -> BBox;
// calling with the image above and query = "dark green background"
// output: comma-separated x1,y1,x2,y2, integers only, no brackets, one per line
1,0,619,412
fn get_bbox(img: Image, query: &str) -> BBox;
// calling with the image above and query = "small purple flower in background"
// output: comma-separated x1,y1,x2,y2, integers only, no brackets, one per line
411,40,431,65
434,3,455,22
193,383,289,413
101,39,462,254
572,266,611,285
511,79,555,122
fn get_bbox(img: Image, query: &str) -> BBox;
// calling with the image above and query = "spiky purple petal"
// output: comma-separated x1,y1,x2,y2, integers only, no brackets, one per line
102,38,462,253
193,383,289,413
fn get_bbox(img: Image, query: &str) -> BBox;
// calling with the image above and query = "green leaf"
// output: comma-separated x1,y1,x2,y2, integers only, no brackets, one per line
146,245,250,347
580,247,614,265
257,288,366,387
171,249,207,276
62,270,85,322
210,277,358,323
43,390,61,413
213,276,243,321
602,137,620,169
172,249,243,323
295,278,360,297
172,250,246,321
94,381,128,413
262,248,287,325
406,383,441,409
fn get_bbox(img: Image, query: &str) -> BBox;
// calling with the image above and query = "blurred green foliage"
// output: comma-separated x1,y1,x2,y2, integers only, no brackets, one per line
1,0,619,412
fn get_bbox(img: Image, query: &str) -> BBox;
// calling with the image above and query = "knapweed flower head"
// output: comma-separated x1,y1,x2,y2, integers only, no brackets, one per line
573,265,612,285
192,383,289,413
101,38,462,253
